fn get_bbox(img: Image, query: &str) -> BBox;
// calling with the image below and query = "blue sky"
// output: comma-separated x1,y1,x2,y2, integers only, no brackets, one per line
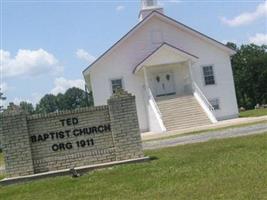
1,0,266,107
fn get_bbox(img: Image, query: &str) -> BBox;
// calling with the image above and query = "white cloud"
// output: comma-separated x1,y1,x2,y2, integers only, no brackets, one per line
220,1,267,27
9,93,42,107
249,33,267,45
51,77,85,95
116,5,125,11
76,49,96,64
0,82,8,93
8,78,85,106
31,92,43,104
0,49,63,77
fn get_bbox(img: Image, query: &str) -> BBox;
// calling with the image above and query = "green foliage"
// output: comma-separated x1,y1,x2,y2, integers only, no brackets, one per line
0,134,266,199
19,101,34,114
35,87,93,114
226,42,237,51
36,94,58,113
229,43,267,109
61,87,90,110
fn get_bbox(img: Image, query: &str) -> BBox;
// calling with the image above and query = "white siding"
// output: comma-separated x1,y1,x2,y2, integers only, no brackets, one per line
85,15,239,131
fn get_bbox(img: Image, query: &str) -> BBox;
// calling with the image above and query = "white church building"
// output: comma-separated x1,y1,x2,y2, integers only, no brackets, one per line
83,0,239,133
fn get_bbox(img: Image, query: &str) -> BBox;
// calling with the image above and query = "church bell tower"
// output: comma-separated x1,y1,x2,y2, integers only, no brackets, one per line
139,0,164,21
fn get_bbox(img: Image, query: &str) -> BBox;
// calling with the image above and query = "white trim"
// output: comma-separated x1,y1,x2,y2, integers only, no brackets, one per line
134,43,198,74
109,77,125,96
201,64,217,87
194,92,218,123
83,11,235,75
152,70,176,97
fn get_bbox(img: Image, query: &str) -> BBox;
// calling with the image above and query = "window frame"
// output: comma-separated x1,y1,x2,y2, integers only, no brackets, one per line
110,77,124,95
209,98,220,110
202,65,216,86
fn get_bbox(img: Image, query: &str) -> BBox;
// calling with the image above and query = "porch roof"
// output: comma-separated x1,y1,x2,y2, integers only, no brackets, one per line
133,42,199,74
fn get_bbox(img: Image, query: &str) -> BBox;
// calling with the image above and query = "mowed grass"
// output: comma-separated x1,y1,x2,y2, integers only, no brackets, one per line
0,153,5,180
240,108,267,117
1,134,267,200
0,153,3,166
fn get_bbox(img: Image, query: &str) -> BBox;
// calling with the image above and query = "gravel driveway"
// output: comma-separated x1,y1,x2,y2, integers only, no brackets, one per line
143,123,267,150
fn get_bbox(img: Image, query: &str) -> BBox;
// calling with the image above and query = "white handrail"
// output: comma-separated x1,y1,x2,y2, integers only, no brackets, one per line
192,82,214,112
146,87,162,117
143,86,166,132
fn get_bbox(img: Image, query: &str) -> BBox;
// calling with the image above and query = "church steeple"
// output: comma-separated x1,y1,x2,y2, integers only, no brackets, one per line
139,0,164,21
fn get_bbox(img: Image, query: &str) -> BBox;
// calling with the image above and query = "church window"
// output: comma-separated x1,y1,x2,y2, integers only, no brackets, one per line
111,79,123,94
202,65,215,85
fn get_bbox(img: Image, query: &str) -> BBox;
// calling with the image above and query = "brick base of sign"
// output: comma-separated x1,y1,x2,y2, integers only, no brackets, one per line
0,157,150,186
0,89,145,179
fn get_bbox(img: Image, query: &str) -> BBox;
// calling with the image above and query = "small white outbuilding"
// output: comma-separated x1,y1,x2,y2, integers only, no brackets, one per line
83,0,239,133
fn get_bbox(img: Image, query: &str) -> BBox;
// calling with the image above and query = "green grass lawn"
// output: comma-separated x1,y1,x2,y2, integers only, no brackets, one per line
240,108,267,117
0,134,267,200
0,153,5,180
0,153,3,166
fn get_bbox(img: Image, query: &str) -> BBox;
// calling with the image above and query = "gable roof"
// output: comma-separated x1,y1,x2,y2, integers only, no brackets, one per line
133,42,198,74
83,11,236,75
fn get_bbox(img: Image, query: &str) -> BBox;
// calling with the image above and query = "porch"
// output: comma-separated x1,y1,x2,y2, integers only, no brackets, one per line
134,43,217,133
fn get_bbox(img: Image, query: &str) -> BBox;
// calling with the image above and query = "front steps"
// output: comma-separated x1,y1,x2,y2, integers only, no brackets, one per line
156,95,211,131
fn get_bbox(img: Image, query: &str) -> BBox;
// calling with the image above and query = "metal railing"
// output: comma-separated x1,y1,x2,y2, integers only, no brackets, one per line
192,82,215,112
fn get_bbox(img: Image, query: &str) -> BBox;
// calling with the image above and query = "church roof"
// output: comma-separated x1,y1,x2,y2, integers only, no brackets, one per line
83,11,236,75
133,42,198,74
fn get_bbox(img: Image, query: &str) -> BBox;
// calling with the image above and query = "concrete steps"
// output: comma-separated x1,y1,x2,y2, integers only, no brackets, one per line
157,95,211,131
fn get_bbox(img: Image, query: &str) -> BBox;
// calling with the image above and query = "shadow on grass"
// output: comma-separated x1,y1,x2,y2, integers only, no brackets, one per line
147,156,159,161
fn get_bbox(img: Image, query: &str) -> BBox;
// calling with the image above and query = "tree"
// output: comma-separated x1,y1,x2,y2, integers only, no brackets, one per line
19,101,34,114
36,94,58,113
56,93,67,111
63,87,90,110
226,42,238,51
230,43,267,109
86,91,94,107
34,87,93,114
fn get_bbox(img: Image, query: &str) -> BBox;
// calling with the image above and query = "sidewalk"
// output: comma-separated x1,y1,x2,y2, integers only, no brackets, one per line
142,116,267,141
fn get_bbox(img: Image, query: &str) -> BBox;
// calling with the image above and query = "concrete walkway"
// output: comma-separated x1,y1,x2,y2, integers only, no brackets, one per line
142,116,267,141
143,123,267,150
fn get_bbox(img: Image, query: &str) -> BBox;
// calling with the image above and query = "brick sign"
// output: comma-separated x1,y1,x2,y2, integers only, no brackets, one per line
0,90,144,178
